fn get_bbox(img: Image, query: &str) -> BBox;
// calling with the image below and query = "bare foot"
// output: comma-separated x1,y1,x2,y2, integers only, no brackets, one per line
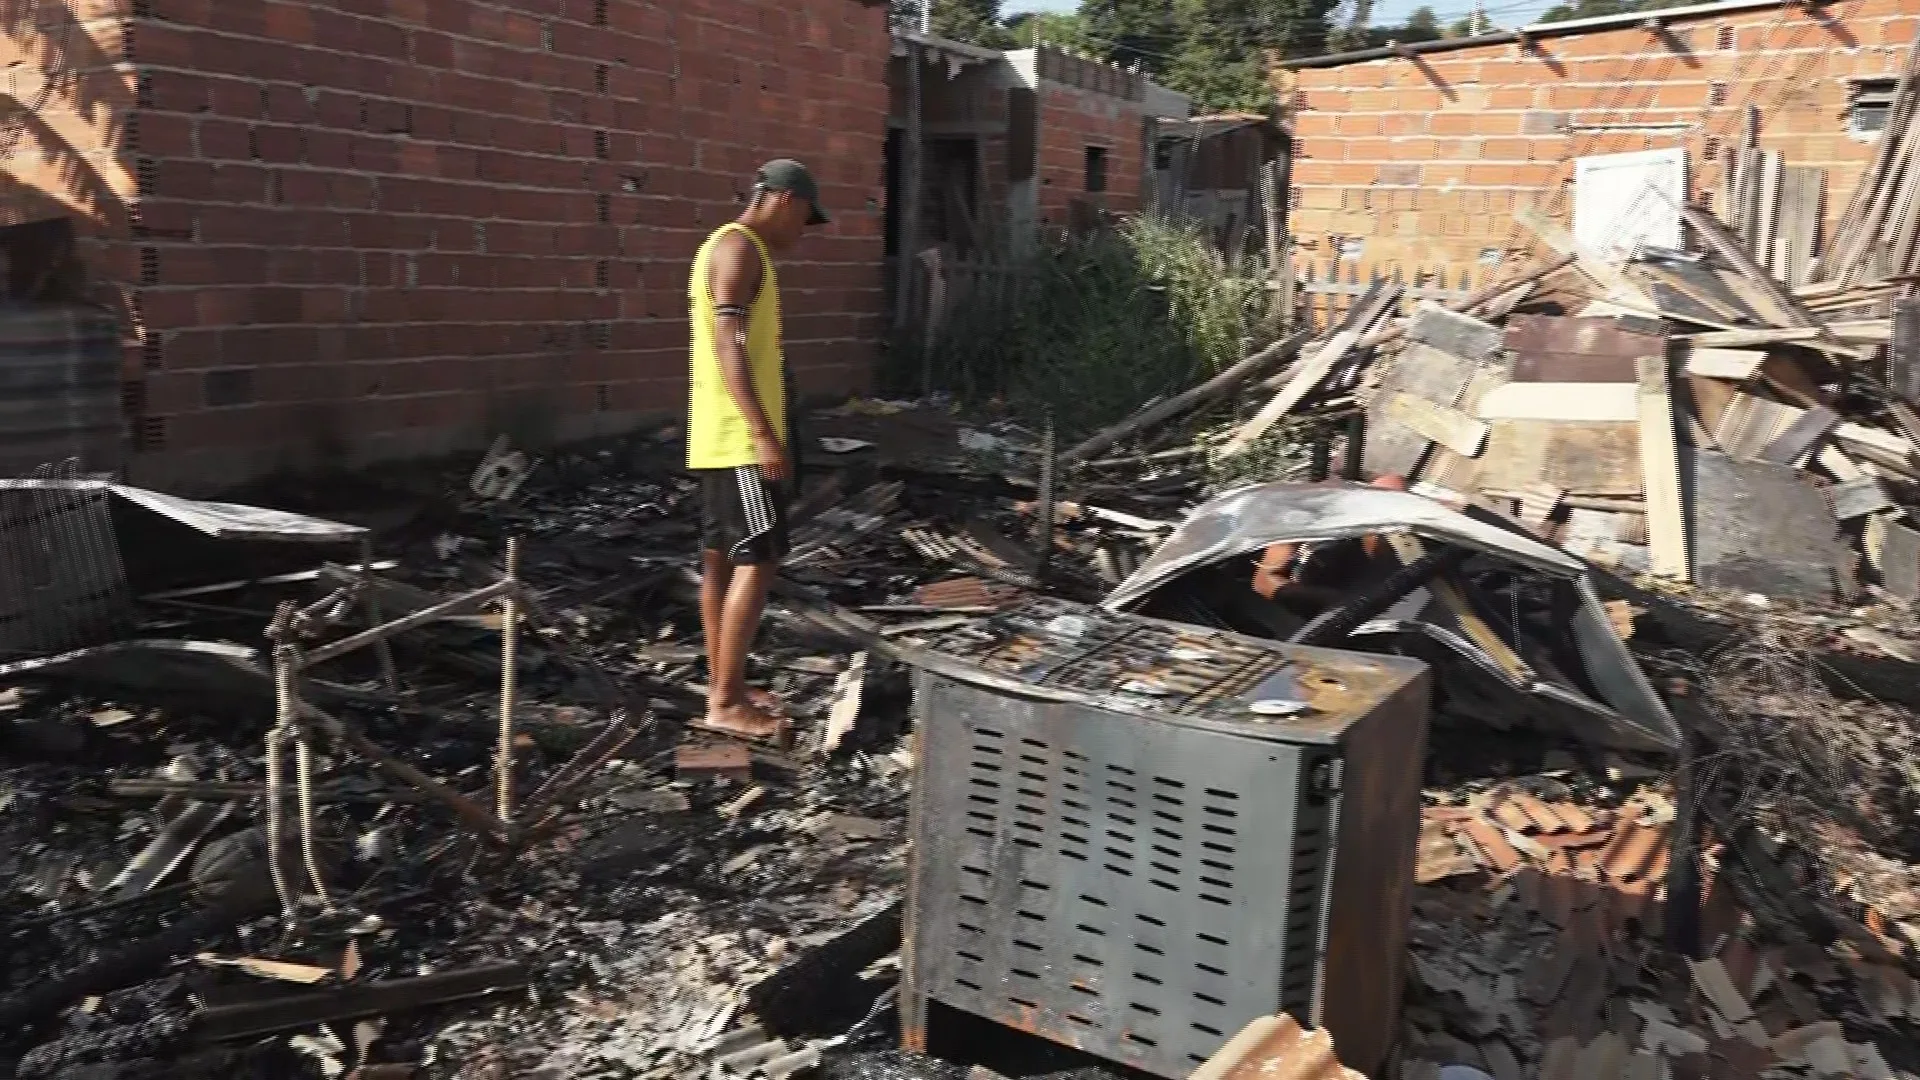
747,687,786,714
699,701,787,742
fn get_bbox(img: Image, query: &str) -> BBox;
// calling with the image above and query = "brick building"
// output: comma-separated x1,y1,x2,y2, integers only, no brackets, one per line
886,36,1188,260
0,0,891,490
1273,0,1915,289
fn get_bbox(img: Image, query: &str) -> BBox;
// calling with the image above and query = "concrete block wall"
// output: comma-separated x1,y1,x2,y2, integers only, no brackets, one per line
1276,0,1915,288
2,0,890,490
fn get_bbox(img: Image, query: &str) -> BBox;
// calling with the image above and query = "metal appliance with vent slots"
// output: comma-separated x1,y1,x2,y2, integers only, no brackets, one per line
899,597,1430,1079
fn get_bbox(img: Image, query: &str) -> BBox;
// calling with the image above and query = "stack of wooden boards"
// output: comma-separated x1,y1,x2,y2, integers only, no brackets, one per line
1331,264,1920,606
1814,33,1920,287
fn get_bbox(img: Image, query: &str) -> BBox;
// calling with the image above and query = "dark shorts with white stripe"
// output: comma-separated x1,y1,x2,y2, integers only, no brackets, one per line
696,464,791,565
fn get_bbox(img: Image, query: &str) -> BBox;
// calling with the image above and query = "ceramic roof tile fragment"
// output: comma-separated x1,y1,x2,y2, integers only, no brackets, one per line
1460,817,1524,875
1189,1014,1367,1080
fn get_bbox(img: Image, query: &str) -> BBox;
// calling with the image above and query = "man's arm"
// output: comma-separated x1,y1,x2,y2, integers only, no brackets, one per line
709,232,789,481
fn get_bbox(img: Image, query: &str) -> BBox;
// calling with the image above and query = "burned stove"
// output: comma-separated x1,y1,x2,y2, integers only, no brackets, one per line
899,596,1429,1078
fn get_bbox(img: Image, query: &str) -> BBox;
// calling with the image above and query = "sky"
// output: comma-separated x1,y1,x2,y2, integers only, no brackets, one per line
1001,0,1565,29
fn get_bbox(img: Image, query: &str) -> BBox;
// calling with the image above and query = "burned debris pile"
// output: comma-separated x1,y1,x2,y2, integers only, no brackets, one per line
10,173,1920,1079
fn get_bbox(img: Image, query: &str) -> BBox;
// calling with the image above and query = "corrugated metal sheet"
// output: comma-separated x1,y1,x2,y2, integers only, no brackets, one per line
0,302,124,477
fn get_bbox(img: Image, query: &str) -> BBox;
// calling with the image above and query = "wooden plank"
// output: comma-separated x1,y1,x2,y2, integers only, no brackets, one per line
1684,348,1767,381
1883,520,1920,600
1891,298,1920,406
1504,314,1662,383
1404,302,1505,362
1754,149,1783,277
1683,208,1829,334
1222,282,1400,456
1757,405,1840,466
1829,476,1896,520
1515,204,1651,309
1686,448,1848,602
1475,420,1643,496
1382,392,1490,458
1423,366,1507,491
1714,392,1804,461
1363,343,1485,478
1780,166,1823,287
1636,355,1690,580
1477,382,1639,423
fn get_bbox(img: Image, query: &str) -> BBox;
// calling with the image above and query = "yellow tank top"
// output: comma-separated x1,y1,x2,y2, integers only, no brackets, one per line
687,223,785,469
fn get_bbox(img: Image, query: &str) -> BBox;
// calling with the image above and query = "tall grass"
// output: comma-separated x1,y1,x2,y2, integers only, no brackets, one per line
893,217,1274,441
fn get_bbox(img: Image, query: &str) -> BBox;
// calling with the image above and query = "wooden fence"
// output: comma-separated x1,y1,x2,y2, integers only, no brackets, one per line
888,253,1512,346
1289,259,1495,334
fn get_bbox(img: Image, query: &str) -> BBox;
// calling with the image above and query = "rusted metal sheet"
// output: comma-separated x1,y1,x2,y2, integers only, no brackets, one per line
1504,314,1665,383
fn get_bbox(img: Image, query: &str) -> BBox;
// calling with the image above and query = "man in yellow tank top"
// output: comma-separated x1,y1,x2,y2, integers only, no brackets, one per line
687,159,828,742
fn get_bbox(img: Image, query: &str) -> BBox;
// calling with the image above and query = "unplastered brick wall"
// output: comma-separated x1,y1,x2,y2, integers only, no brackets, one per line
1036,81,1146,223
1275,0,1916,289
57,0,889,490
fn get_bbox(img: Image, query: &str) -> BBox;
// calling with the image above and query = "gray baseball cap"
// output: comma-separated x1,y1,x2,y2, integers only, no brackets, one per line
756,159,829,225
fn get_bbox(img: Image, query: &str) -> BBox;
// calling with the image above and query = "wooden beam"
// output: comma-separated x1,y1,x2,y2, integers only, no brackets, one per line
1636,355,1690,580
1380,391,1490,458
1684,347,1767,381
1220,283,1401,456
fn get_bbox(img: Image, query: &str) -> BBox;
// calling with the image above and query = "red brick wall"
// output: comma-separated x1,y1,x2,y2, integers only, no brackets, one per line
1277,0,1914,290
12,0,889,489
1036,82,1146,224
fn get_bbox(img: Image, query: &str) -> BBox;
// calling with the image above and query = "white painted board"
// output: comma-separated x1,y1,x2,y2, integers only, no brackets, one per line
1573,148,1687,261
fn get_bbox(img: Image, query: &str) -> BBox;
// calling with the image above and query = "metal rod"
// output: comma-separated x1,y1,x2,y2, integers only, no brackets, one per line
1289,545,1473,646
1034,411,1056,576
495,538,520,823
297,578,514,667
293,700,512,843
361,537,400,694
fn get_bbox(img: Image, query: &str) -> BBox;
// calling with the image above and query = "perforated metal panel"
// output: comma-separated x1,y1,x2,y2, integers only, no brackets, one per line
906,675,1335,1078
900,607,1428,1079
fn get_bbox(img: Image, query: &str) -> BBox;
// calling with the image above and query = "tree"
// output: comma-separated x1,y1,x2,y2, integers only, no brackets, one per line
1447,13,1497,36
890,0,1015,47
1398,5,1442,42
1080,0,1184,77
1006,10,1095,50
1155,0,1340,113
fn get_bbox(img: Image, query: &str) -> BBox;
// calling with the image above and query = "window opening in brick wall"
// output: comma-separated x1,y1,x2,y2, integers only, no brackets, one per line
1715,24,1733,49
0,218,88,304
1084,146,1108,193
1850,79,1897,139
